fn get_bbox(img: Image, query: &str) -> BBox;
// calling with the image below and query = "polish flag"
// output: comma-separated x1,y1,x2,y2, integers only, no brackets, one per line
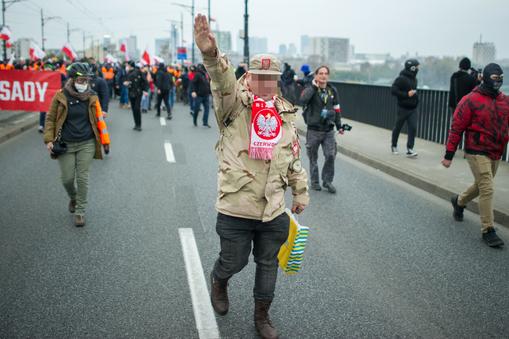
6,40,12,48
29,41,46,61
62,43,77,61
0,26,11,41
141,49,152,65
120,42,127,53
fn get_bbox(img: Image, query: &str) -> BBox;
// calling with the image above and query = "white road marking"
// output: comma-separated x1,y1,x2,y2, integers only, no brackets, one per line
178,228,220,339
164,141,175,163
160,117,166,126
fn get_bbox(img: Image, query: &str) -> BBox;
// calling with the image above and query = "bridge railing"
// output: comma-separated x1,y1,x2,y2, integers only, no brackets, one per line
328,81,508,162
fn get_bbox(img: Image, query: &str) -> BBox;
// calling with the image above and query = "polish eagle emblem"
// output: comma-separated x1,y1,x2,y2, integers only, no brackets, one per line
256,112,279,138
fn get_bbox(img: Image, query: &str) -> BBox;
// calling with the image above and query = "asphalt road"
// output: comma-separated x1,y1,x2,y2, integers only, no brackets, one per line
1,101,508,338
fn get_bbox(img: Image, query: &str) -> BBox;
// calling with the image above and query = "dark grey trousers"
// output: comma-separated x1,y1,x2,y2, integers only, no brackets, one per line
306,129,337,185
212,212,289,300
391,107,418,150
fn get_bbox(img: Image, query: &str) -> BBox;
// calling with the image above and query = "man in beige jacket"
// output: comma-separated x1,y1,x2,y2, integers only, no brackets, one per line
194,14,309,339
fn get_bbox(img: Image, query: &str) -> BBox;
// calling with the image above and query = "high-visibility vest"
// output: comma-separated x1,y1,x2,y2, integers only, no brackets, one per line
6,64,14,70
102,66,114,80
0,64,5,70
94,100,110,145
59,64,67,76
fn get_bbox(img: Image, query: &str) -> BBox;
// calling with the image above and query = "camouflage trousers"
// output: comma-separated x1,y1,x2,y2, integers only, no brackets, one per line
305,129,337,184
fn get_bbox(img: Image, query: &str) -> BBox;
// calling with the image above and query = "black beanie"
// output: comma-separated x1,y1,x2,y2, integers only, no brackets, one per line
459,57,471,70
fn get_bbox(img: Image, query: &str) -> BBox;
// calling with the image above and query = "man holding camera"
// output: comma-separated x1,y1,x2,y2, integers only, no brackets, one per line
300,65,344,193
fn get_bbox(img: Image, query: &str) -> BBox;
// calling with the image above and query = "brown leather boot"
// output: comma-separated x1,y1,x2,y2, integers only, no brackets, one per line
254,299,278,339
68,199,76,213
210,272,229,315
74,214,85,227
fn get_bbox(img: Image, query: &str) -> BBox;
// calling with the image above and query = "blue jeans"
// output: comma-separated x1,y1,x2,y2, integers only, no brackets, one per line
212,212,289,300
120,86,129,105
188,90,195,111
193,95,210,126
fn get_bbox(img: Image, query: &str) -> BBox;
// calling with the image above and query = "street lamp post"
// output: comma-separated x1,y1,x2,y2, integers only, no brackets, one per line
2,0,25,60
243,0,249,65
172,1,200,64
40,9,60,51
66,22,79,43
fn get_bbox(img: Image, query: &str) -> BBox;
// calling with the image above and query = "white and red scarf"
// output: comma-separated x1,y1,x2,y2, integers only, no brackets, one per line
248,96,283,160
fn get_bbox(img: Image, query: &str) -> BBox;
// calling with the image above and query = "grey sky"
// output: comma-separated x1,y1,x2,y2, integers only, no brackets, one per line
5,0,509,59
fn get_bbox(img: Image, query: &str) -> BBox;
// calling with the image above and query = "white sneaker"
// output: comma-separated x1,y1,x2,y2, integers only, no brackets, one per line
406,149,418,157
391,146,399,155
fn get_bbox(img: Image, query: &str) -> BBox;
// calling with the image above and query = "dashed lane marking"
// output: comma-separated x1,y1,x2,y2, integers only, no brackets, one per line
178,228,220,339
164,141,175,163
160,117,166,126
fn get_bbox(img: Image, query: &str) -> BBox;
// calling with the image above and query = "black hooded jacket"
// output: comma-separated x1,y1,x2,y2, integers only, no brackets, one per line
155,69,174,91
449,70,478,110
191,70,211,97
391,69,419,109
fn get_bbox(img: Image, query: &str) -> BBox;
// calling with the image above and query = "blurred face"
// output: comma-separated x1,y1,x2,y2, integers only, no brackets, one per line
246,73,279,101
315,67,329,85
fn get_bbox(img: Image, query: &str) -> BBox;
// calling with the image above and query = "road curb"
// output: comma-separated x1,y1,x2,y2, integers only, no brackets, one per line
0,116,38,145
296,127,509,228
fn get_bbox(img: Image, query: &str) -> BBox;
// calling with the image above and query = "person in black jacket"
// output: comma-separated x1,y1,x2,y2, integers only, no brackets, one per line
300,65,343,193
449,57,480,112
191,63,211,127
89,63,109,116
124,61,149,131
154,63,174,119
391,59,420,157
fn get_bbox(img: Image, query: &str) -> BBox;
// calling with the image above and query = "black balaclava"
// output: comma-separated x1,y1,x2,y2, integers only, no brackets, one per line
404,59,420,76
480,63,503,97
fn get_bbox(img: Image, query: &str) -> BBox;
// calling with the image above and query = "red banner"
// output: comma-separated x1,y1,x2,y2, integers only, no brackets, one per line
0,70,61,112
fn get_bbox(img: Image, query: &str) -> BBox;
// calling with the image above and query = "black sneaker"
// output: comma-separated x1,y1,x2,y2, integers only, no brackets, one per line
311,182,322,191
323,182,337,194
406,149,418,157
482,228,504,247
450,195,464,221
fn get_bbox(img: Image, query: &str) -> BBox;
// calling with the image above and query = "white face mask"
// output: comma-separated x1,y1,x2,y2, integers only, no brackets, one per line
75,83,88,93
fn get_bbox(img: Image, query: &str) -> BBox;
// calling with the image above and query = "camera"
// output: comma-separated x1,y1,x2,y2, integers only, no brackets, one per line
340,123,352,132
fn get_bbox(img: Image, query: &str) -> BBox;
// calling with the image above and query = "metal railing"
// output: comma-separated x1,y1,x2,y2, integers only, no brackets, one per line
330,81,508,162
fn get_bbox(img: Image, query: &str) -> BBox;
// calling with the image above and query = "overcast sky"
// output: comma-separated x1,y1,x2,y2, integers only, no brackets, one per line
5,0,509,59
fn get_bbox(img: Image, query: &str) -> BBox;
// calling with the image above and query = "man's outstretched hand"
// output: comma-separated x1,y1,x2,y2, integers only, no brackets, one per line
194,14,217,56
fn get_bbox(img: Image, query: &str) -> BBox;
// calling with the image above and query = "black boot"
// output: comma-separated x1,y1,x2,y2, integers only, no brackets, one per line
451,195,464,221
210,272,229,315
254,299,278,339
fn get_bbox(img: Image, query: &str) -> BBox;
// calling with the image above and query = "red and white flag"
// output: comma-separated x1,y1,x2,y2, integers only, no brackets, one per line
62,43,77,61
141,49,152,65
0,26,11,41
29,41,46,61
